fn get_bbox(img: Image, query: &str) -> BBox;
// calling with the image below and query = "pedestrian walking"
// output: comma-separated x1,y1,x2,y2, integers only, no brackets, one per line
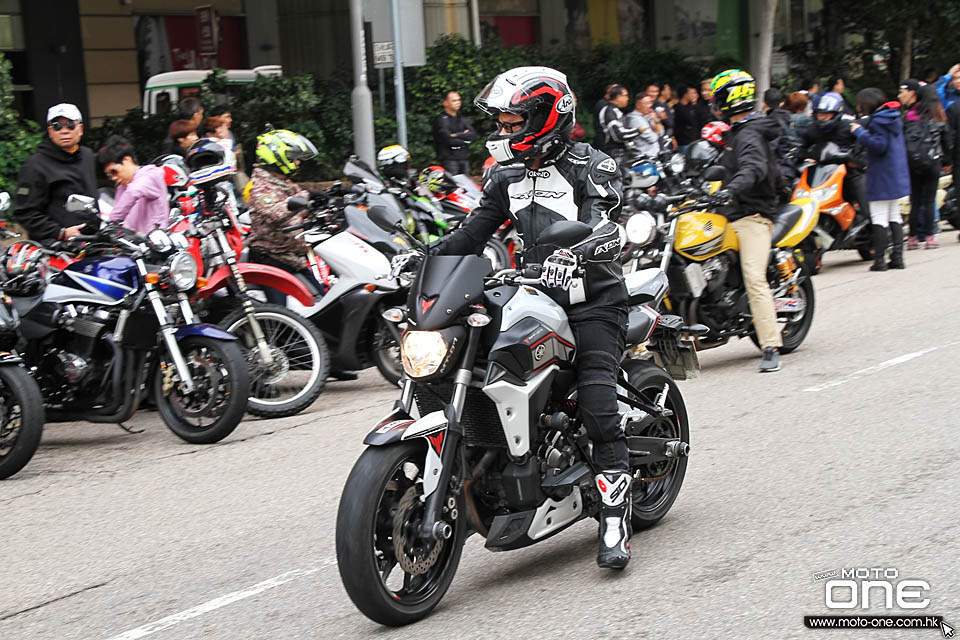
901,81,951,249
431,91,478,175
850,88,912,270
96,135,170,234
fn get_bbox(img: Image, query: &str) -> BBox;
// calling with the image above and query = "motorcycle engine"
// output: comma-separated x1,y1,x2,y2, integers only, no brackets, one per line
701,256,728,294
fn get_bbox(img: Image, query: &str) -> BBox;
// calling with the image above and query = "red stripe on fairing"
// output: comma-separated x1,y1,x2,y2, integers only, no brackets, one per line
427,430,445,455
530,332,574,349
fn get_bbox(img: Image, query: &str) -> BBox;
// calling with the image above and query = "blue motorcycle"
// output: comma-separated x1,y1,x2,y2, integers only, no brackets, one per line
5,195,249,444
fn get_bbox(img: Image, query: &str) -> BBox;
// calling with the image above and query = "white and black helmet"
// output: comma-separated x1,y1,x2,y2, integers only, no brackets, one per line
474,66,577,165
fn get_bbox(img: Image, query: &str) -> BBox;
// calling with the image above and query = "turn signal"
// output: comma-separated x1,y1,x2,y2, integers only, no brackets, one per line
382,307,405,323
196,276,208,288
144,272,160,284
467,313,491,327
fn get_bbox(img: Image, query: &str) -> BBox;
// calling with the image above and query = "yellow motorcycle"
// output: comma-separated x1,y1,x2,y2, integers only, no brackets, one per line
634,168,819,353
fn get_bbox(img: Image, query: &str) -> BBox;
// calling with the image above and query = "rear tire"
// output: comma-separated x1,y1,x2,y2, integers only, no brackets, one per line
336,441,464,626
749,269,815,354
222,304,328,418
620,360,689,531
154,336,249,444
371,318,403,387
0,366,44,480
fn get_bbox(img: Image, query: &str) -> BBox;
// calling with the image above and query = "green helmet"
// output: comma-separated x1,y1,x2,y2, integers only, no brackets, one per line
256,129,318,175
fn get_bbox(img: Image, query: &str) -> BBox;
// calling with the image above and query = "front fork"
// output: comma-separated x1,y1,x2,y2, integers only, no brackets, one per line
214,227,274,366
136,258,195,392
418,325,481,541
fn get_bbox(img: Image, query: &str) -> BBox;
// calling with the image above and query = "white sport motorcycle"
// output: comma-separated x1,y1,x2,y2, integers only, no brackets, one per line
335,211,691,626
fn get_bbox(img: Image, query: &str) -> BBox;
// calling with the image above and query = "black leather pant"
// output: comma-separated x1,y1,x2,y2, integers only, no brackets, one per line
570,304,629,472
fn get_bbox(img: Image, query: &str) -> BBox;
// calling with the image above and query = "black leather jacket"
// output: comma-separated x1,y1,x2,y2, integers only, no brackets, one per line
435,142,627,315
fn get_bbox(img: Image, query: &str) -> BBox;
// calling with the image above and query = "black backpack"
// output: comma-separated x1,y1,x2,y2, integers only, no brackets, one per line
904,120,943,173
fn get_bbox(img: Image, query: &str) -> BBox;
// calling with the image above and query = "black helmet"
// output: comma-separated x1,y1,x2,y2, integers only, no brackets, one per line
0,241,47,296
474,66,576,165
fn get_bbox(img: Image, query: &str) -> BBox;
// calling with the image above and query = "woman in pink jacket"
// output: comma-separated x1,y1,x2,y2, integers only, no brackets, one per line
97,136,169,234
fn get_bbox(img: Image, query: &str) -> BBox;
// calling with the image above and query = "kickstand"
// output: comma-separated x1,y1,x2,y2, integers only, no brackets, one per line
117,422,145,435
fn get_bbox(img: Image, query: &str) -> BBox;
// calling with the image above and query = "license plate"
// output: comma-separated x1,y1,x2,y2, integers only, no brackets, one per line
775,298,804,312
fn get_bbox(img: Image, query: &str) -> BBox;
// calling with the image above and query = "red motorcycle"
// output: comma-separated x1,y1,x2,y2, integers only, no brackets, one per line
172,177,329,419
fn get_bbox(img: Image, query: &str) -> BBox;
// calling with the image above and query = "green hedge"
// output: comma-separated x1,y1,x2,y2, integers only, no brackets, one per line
0,52,42,202
86,36,706,181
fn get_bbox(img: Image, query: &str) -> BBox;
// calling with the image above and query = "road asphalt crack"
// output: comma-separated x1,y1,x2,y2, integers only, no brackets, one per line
0,581,110,621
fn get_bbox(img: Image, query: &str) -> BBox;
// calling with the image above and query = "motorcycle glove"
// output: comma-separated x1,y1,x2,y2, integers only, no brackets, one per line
541,249,579,290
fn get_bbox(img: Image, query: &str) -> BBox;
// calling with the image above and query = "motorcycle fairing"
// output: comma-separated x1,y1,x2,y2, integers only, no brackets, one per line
408,255,490,330
47,256,139,305
482,364,558,457
486,316,573,381
772,199,819,248
484,487,583,551
174,323,238,342
674,212,738,261
626,304,660,345
196,263,315,305
364,405,417,446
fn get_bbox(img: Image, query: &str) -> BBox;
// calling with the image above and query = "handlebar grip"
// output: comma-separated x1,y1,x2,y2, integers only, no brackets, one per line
281,221,312,233
522,264,542,279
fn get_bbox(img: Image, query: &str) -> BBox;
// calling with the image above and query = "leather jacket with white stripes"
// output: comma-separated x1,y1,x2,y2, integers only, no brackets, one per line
597,102,641,157
434,142,628,313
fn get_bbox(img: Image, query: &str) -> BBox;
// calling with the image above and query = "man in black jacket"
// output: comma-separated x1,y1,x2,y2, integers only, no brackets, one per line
13,103,98,245
436,66,632,570
432,91,478,175
711,70,784,373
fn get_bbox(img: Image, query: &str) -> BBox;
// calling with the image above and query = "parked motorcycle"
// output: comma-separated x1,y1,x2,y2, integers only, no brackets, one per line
792,141,871,270
9,195,249,443
648,168,818,353
282,193,408,386
0,196,45,479
336,209,690,625
172,179,329,418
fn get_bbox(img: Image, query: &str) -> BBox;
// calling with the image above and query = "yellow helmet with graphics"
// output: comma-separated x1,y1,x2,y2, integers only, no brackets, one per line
256,129,318,175
709,69,757,119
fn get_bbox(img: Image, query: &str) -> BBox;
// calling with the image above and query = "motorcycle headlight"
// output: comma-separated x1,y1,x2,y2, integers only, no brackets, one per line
401,330,449,378
812,184,838,203
625,212,657,246
167,251,198,291
794,189,810,200
669,154,685,175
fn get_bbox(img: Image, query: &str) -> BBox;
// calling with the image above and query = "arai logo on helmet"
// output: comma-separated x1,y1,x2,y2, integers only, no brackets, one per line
556,95,575,114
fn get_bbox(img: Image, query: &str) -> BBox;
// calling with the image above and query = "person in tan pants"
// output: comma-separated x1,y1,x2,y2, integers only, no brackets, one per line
709,69,784,372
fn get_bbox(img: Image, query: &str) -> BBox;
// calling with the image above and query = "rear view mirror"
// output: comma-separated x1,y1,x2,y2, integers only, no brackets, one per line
537,220,592,247
702,166,727,183
66,194,97,213
368,205,403,232
286,196,308,212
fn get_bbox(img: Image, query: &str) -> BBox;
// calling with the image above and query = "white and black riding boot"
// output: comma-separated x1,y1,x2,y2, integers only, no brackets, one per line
596,470,632,569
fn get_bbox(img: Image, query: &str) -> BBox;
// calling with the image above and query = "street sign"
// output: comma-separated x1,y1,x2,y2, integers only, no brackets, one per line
364,0,425,68
195,5,219,56
373,41,394,66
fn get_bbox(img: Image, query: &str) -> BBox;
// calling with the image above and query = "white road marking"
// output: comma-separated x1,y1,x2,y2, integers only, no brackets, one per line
104,561,335,640
803,340,960,392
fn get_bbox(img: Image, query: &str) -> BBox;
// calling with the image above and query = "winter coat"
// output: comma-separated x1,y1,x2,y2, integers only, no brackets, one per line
903,106,951,175
850,102,911,201
246,166,310,269
719,113,782,219
13,137,98,243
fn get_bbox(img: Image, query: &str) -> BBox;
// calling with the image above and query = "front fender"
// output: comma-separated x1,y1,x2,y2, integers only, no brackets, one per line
0,351,23,365
196,263,316,306
364,407,448,498
174,323,237,342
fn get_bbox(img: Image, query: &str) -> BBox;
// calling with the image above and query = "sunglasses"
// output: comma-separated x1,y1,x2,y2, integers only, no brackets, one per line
495,120,525,134
106,167,121,177
48,120,78,131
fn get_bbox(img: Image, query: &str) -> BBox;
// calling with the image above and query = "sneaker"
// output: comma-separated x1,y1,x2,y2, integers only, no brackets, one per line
925,237,940,249
906,236,921,250
759,347,781,373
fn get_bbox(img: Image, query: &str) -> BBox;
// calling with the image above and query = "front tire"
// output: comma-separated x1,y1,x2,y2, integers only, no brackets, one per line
0,366,44,480
222,304,329,418
154,336,249,444
336,441,464,626
621,360,689,531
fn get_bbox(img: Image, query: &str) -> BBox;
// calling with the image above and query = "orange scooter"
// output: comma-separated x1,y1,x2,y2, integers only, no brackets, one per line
792,141,872,272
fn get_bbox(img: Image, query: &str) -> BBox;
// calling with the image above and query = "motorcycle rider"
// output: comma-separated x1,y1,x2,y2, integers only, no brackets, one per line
432,66,633,570
709,69,784,373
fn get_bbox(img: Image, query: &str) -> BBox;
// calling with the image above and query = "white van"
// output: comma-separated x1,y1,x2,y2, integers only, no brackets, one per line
142,65,283,115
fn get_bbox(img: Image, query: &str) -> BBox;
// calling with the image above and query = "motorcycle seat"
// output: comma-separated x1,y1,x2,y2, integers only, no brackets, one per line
626,304,659,345
771,204,803,246
624,268,668,305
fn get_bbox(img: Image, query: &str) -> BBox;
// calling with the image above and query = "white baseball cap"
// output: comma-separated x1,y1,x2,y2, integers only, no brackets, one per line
46,103,83,124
